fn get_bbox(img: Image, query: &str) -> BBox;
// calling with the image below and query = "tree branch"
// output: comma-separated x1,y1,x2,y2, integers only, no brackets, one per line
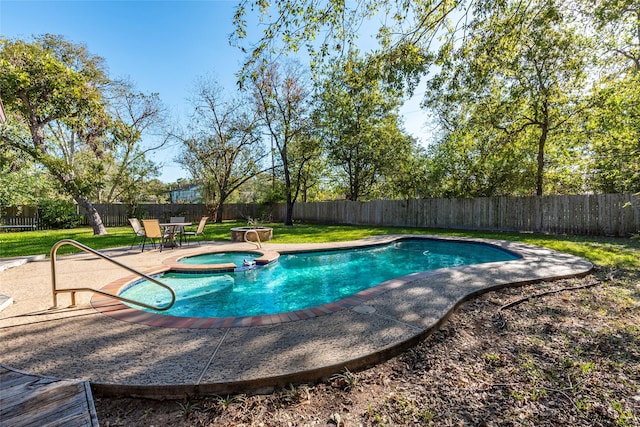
499,281,602,311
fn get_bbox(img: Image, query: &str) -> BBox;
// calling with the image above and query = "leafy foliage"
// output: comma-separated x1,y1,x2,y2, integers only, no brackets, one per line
173,77,268,222
232,0,449,91
0,35,166,234
0,145,56,209
586,74,640,192
423,0,592,196
248,59,321,225
231,0,639,198
0,35,111,234
37,198,82,229
314,51,421,200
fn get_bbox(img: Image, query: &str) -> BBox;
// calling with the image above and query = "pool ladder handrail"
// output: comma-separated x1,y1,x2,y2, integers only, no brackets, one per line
244,229,262,249
50,239,176,311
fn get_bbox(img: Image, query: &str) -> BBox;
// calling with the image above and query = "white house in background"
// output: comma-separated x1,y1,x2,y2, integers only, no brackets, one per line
168,184,202,203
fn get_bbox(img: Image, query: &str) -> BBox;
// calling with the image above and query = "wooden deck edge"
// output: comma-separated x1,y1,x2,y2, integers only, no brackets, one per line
0,363,100,427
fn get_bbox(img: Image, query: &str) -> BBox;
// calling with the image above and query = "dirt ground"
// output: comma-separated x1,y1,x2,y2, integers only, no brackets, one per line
94,267,639,426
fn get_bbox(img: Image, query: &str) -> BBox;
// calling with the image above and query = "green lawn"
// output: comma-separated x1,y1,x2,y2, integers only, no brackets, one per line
1,221,638,269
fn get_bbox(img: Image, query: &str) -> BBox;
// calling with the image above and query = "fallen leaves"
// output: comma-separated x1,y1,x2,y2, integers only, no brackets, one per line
96,268,640,426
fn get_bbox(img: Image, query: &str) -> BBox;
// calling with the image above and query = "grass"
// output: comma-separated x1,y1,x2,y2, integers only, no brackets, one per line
1,220,639,269
0,221,247,258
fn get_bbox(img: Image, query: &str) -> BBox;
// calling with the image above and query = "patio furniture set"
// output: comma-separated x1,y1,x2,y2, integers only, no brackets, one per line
128,216,208,252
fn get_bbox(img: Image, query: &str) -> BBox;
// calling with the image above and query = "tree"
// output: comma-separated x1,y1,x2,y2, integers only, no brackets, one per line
422,0,592,197
0,35,112,234
233,0,640,197
0,36,166,234
99,81,165,208
232,0,446,91
314,51,418,200
249,60,320,225
173,77,268,222
585,76,640,192
0,142,56,210
141,178,169,203
581,0,640,192
422,125,537,197
588,0,639,73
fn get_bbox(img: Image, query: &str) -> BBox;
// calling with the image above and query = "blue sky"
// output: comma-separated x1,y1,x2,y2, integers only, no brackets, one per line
1,0,427,183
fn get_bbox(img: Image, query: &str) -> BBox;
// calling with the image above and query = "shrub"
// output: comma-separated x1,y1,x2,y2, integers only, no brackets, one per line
38,199,82,229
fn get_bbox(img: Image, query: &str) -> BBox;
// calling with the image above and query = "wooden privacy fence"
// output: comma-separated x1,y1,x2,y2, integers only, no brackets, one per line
76,203,262,227
3,194,639,236
79,204,206,227
276,193,640,237
0,206,41,230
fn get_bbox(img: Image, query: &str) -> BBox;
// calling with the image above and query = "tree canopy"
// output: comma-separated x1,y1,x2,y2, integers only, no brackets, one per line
423,0,592,196
2,0,639,232
249,60,320,225
0,34,111,234
314,51,419,200
232,0,639,199
173,77,268,222
0,35,166,233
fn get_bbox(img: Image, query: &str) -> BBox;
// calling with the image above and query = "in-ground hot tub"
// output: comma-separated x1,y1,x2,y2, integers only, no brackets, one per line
230,226,273,243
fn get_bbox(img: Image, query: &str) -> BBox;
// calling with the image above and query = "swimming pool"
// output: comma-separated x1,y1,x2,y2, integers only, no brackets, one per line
178,251,260,267
119,238,520,318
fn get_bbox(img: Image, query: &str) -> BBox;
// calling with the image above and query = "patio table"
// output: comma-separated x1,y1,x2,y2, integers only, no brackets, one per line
159,222,192,247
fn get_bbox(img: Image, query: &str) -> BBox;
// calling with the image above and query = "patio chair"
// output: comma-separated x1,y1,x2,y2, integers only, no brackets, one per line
128,218,145,249
182,216,209,246
141,219,174,252
170,216,186,244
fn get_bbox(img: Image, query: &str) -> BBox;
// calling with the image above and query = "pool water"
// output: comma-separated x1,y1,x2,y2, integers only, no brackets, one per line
120,238,520,318
179,252,259,267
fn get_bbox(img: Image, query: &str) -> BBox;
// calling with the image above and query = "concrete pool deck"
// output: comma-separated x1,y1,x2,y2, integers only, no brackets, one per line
0,236,592,399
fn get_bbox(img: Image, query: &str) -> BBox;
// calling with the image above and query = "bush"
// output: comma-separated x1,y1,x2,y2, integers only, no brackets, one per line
38,199,82,229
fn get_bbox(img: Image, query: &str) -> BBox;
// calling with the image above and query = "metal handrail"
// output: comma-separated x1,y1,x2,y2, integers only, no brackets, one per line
244,229,262,249
50,239,176,311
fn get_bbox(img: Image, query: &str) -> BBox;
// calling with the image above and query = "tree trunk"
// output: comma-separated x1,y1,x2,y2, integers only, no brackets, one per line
208,204,221,223
536,122,548,197
283,160,294,226
284,179,294,226
284,176,295,224
215,205,224,223
285,200,294,226
213,192,229,223
75,196,107,235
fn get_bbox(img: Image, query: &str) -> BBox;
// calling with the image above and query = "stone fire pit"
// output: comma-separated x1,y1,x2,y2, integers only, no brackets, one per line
230,226,273,243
